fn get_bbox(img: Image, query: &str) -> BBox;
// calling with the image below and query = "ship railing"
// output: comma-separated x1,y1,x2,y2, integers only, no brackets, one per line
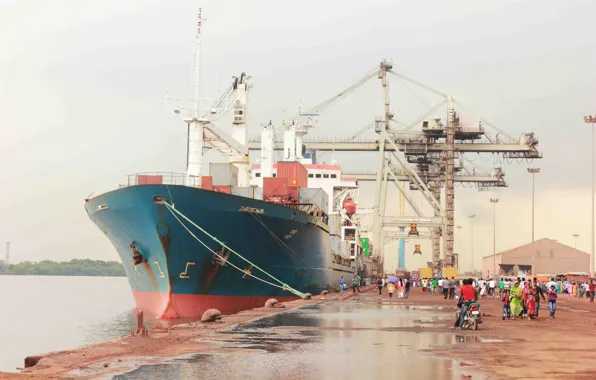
124,172,201,187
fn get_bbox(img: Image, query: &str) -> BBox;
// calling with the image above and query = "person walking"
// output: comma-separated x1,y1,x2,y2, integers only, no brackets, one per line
489,278,496,298
509,281,523,318
387,280,395,298
397,279,405,299
548,285,558,318
377,277,383,296
533,278,546,317
589,280,596,303
405,278,411,299
448,277,456,300
498,278,505,297
501,289,511,320
352,274,361,294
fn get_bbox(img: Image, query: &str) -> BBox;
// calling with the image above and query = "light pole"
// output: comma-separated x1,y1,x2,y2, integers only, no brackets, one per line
573,234,579,249
468,214,476,273
585,114,596,276
528,168,540,276
490,198,499,277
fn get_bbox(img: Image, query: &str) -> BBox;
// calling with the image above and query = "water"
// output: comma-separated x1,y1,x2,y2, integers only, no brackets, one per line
115,300,483,380
0,276,136,372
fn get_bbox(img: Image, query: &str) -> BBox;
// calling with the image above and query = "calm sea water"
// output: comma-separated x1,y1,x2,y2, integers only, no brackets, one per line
0,275,136,373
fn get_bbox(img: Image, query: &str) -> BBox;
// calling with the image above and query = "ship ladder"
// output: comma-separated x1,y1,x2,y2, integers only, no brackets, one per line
161,201,308,299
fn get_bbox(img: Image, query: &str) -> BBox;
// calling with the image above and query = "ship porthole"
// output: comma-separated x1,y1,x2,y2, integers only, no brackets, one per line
156,221,171,237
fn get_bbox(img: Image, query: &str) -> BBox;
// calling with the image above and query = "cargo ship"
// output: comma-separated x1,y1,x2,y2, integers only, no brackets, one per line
84,9,379,319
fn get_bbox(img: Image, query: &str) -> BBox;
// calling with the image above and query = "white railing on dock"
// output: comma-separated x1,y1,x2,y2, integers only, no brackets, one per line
125,172,200,187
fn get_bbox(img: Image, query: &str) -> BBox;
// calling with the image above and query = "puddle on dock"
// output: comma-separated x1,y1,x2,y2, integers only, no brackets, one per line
113,302,485,380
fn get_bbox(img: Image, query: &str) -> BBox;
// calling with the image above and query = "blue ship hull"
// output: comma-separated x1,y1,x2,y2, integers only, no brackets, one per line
84,185,353,319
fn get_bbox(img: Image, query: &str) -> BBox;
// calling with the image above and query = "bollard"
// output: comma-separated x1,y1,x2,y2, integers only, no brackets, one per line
201,309,222,322
24,356,41,368
131,309,148,336
265,298,279,308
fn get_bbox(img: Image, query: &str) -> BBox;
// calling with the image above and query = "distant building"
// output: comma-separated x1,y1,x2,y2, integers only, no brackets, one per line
482,238,589,278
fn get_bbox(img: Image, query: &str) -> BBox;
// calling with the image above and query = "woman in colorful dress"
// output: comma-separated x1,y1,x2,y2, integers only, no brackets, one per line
509,281,523,318
387,280,395,298
525,283,537,319
396,279,405,299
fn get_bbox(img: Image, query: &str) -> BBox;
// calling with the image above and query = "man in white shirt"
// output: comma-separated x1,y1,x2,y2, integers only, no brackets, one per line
489,279,496,298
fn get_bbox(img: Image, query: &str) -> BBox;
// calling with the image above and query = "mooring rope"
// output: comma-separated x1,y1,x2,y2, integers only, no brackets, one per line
162,200,307,298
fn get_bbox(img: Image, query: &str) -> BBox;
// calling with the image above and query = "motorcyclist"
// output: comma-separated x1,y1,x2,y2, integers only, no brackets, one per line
454,278,478,329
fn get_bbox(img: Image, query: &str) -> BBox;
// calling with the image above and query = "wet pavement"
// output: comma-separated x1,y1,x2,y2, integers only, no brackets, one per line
113,298,485,380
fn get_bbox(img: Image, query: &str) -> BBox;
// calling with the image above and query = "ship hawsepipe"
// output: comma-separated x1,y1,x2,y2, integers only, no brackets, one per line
85,184,353,319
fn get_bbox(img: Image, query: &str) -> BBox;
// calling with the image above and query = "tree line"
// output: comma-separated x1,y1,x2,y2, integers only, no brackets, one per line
0,259,126,277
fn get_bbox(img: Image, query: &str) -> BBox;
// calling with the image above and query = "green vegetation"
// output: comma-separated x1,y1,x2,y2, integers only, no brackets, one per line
2,259,126,277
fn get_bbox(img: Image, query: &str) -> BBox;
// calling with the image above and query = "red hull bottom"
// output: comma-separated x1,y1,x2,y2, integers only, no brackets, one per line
133,291,299,319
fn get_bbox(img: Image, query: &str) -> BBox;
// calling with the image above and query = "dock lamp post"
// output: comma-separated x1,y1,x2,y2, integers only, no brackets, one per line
528,168,540,276
585,114,596,276
490,198,499,277
573,234,579,249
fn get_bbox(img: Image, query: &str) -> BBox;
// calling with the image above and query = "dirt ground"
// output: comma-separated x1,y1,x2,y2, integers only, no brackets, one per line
373,287,596,380
3,285,596,379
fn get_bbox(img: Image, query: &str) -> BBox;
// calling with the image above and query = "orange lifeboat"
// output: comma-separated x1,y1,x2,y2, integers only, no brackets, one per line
343,198,357,215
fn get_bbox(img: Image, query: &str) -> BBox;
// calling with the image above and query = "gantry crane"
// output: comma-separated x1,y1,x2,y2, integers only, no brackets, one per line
247,59,542,275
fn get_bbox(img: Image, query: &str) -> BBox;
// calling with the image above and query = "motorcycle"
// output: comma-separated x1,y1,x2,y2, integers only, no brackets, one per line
455,299,483,330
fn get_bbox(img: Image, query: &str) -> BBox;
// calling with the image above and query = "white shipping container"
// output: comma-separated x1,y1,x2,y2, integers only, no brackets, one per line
210,163,239,186
327,214,342,236
331,236,350,256
231,186,255,199
298,188,329,214
254,187,264,200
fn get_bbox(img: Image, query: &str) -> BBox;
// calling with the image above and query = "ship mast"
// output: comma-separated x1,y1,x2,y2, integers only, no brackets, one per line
186,8,207,179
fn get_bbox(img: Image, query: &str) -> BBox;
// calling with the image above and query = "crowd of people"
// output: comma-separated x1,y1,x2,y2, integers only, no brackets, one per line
339,274,595,321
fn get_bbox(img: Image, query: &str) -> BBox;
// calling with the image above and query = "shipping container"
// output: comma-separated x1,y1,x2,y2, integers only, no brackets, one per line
287,186,299,202
231,186,255,199
277,161,308,187
209,163,239,186
137,175,163,185
254,187,264,200
298,188,329,213
441,267,459,279
419,267,433,279
201,176,213,191
263,177,288,198
212,185,231,194
327,214,341,236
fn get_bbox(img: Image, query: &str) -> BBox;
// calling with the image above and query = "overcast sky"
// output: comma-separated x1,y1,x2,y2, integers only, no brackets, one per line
1,0,595,272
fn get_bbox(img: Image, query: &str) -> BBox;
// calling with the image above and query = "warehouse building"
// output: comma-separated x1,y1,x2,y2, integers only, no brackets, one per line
481,238,589,278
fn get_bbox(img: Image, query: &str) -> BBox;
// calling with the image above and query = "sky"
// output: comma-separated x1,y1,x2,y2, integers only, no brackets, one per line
1,0,595,273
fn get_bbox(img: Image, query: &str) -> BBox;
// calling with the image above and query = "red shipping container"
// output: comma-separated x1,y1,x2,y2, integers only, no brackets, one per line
201,176,213,191
212,185,231,194
287,186,299,202
276,161,308,187
263,177,288,198
137,175,163,185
